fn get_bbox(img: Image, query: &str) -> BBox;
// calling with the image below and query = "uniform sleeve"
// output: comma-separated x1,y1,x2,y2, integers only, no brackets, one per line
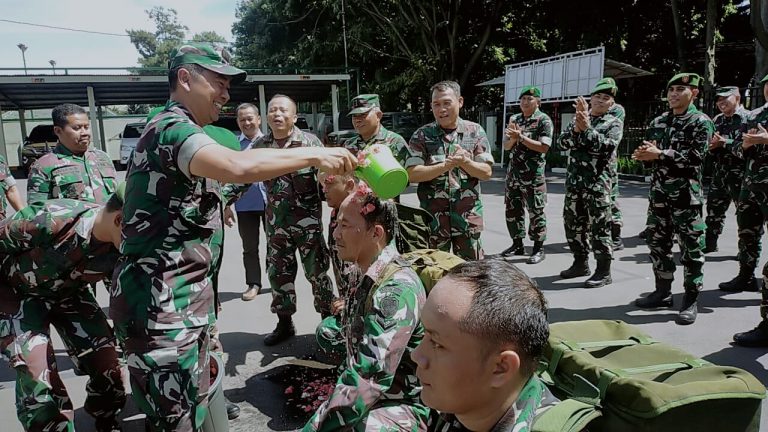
538,116,554,146
159,119,216,179
303,280,421,431
26,160,51,204
658,116,712,169
403,129,427,169
471,126,494,164
0,158,16,192
582,116,623,154
390,134,409,167
557,120,579,151
0,207,50,254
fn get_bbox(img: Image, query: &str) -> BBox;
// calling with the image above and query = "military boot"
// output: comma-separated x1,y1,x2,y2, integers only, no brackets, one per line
264,315,296,346
560,255,590,279
635,278,673,308
638,228,648,241
527,241,545,264
225,396,241,420
585,259,612,288
703,232,719,254
676,291,698,325
611,225,624,251
501,238,525,257
719,267,760,292
733,321,768,347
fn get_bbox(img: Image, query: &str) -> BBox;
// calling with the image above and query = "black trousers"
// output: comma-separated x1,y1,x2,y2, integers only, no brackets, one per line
236,210,266,287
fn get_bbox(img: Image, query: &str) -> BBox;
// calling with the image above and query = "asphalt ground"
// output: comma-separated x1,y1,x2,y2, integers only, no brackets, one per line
0,170,766,431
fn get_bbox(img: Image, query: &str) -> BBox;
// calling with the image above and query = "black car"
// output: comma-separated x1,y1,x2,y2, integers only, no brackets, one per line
19,125,57,175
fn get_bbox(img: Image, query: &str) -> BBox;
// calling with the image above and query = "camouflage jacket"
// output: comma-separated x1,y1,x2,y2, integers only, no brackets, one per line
305,242,429,431
27,142,117,205
645,104,713,207
735,103,768,192
0,155,17,220
251,127,324,224
607,103,626,172
711,106,748,169
427,376,558,432
507,109,553,185
402,118,494,204
0,199,119,301
345,125,407,161
111,100,221,329
559,111,624,197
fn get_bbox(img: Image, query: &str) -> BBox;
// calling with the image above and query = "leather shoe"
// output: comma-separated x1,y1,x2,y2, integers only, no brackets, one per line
242,284,261,301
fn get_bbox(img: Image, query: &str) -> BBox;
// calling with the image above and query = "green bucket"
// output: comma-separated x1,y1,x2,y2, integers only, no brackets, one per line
355,144,409,199
202,352,229,432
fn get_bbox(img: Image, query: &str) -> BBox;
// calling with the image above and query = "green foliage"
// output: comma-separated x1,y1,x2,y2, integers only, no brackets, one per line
616,156,646,176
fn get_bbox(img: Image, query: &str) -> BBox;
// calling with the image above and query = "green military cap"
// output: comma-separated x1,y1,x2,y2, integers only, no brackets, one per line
591,77,618,97
168,42,247,84
667,72,701,89
519,85,542,99
760,74,768,84
715,86,739,97
348,94,381,115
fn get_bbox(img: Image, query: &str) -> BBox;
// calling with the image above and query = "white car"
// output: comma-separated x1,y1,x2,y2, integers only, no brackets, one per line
119,122,145,170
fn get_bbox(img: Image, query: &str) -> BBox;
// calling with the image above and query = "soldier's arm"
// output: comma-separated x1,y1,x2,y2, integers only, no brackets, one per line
656,117,712,168
303,280,422,431
583,117,624,154
404,130,453,183
520,118,552,154
26,161,51,204
0,207,51,254
557,120,579,151
0,161,24,211
5,186,24,212
460,127,493,180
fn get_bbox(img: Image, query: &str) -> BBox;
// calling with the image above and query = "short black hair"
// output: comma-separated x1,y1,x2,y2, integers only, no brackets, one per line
105,192,123,213
447,259,549,378
431,80,461,98
52,104,87,128
359,193,397,244
168,63,206,92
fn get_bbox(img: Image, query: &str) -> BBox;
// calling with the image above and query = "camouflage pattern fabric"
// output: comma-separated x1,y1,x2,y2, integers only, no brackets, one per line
27,142,117,205
0,199,124,432
401,118,494,260
558,110,624,258
705,106,749,238
505,109,553,242
345,125,408,160
304,243,430,431
252,127,334,316
0,154,18,220
644,104,712,290
608,104,626,228
427,375,558,432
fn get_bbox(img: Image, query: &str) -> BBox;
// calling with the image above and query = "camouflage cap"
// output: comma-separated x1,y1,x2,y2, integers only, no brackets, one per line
667,72,701,89
519,85,541,99
715,86,739,97
168,42,247,84
590,77,618,97
348,94,380,115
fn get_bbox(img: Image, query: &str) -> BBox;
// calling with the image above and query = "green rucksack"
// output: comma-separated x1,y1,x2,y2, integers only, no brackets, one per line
379,249,465,294
395,203,435,253
531,320,766,432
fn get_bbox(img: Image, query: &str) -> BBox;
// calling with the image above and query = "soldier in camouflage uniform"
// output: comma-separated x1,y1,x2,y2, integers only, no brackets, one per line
0,154,25,219
402,81,494,261
607,96,626,250
27,103,117,205
304,186,429,431
412,259,557,432
110,43,355,432
0,192,126,432
346,94,408,159
633,73,713,326
501,86,553,264
703,86,749,253
558,78,624,288
251,94,335,346
730,74,768,347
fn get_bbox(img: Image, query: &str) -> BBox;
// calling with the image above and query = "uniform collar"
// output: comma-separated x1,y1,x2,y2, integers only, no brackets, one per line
438,117,467,134
54,142,87,157
265,126,303,144
362,125,389,144
363,241,399,283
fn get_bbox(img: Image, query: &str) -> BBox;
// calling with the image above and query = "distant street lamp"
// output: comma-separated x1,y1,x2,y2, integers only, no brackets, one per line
17,43,28,75
49,60,57,75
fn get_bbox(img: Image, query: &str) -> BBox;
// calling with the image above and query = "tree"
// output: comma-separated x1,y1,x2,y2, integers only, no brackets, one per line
192,31,228,44
126,7,188,69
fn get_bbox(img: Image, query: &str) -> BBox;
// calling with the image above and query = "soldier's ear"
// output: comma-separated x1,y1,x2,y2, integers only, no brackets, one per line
490,349,522,389
373,224,386,241
691,88,700,98
113,212,123,228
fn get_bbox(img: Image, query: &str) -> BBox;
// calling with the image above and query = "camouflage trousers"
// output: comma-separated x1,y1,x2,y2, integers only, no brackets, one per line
647,201,705,291
0,291,125,432
563,188,613,259
267,218,334,316
735,189,768,323
306,400,430,431
505,180,547,242
705,167,743,238
115,324,210,432
422,198,484,261
315,315,345,355
610,169,623,229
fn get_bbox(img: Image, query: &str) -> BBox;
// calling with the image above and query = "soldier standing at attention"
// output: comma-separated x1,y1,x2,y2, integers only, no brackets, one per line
0,153,24,218
558,78,624,287
27,103,117,205
633,72,713,325
730,74,768,347
304,185,429,431
501,86,553,264
403,80,494,261
252,94,335,346
0,191,126,432
703,86,749,254
110,43,355,432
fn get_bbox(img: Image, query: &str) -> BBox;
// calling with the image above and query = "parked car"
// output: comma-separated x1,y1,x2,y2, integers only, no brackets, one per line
324,112,356,147
118,122,146,170
381,112,423,141
18,125,57,176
